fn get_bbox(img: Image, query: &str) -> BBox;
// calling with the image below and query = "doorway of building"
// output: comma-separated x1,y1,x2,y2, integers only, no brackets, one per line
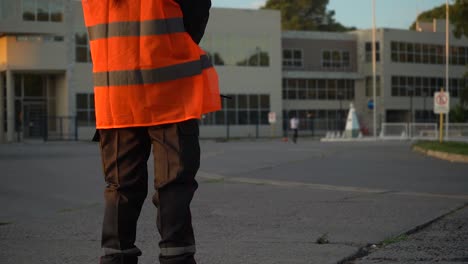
23,102,46,139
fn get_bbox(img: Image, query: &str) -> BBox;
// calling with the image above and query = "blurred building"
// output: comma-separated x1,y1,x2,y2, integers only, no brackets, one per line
0,1,467,142
351,23,467,135
281,31,361,135
0,2,282,142
198,8,282,139
283,22,467,136
0,0,93,142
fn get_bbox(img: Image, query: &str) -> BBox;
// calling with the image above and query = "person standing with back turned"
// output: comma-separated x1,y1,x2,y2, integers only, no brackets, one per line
81,0,221,263
290,115,299,143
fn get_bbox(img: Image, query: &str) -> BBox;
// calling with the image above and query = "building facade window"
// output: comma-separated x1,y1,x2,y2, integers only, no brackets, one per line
391,75,465,98
283,78,354,100
283,49,303,68
16,35,64,42
199,34,270,67
322,50,350,70
365,76,381,97
11,74,57,136
365,42,380,62
391,41,468,66
75,33,91,63
76,93,95,127
22,0,64,22
283,109,347,132
200,94,270,125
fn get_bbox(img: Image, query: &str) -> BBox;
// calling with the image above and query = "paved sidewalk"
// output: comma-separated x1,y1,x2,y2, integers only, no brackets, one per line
351,204,468,264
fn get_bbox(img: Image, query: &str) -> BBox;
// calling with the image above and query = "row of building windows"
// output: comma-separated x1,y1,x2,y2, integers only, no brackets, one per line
16,35,64,42
282,78,355,100
75,93,271,127
391,41,468,65
199,34,270,67
322,50,351,70
283,49,352,70
391,76,466,97
200,94,270,125
22,0,64,22
283,109,348,131
283,49,303,68
13,32,92,63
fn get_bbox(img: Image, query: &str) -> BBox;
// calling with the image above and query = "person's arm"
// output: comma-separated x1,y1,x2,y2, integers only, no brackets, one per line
174,0,211,44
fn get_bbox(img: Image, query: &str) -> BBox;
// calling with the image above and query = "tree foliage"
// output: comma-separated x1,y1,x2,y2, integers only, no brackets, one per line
410,0,468,38
262,0,355,32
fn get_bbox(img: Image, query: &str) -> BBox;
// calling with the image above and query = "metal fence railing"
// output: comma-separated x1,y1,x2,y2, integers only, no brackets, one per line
380,123,408,139
3,115,78,142
446,123,468,141
410,123,438,140
380,122,468,141
45,116,78,141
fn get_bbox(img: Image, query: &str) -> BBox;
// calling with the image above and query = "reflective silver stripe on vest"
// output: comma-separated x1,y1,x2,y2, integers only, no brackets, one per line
94,55,212,87
160,245,196,257
103,247,142,256
88,18,185,40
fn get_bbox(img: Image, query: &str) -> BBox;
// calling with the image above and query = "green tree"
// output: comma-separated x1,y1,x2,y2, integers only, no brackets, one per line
262,0,355,31
410,0,468,38
449,104,468,122
409,4,447,30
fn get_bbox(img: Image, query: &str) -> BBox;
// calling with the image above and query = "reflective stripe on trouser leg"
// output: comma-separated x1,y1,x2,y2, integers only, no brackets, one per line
160,245,196,257
103,247,142,256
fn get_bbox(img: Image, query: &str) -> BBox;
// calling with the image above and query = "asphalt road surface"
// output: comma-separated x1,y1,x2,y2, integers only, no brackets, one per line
0,139,467,263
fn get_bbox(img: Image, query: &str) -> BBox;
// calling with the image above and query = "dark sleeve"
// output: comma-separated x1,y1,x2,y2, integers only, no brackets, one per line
174,0,211,44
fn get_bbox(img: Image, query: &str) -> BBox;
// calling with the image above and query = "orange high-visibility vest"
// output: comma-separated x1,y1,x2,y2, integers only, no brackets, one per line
81,0,221,129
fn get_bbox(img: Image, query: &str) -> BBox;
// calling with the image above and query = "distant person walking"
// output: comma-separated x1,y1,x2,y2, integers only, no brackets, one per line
290,116,299,143
81,0,221,263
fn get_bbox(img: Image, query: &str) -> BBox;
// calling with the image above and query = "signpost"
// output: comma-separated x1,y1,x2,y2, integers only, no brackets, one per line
268,112,276,138
434,89,450,143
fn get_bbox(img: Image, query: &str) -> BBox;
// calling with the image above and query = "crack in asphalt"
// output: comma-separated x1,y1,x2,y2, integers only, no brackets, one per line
198,171,468,200
336,203,468,264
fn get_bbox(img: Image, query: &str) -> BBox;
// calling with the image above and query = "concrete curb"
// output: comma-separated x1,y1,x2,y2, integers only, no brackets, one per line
413,145,468,164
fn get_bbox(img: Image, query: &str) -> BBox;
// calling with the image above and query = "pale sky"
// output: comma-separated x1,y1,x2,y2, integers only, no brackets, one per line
211,0,451,30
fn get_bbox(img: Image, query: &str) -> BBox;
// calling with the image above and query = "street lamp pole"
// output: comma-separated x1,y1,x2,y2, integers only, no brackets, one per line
407,87,414,137
337,91,343,131
372,0,378,139
445,0,450,140
410,89,414,124
422,91,427,123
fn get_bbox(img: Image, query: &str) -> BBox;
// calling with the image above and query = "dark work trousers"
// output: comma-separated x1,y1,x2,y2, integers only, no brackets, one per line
98,119,200,264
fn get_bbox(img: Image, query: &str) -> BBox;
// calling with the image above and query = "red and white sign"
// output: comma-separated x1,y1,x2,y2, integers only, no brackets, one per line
434,91,450,114
268,112,276,124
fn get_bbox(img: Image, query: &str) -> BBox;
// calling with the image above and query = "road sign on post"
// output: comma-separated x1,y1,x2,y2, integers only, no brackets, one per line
434,89,450,143
434,91,450,114
268,112,276,124
268,112,276,138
